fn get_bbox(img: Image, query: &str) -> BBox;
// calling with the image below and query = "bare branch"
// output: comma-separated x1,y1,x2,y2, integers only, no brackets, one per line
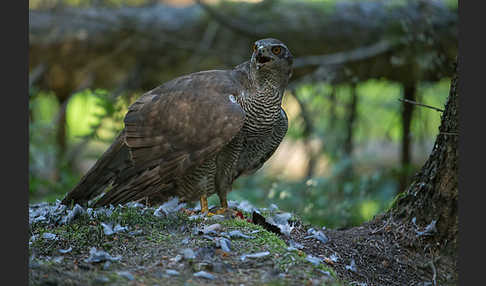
398,98,444,112
293,40,397,69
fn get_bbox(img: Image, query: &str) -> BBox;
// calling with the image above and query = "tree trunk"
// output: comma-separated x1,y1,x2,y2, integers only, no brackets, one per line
398,83,417,194
344,83,358,159
342,83,358,179
56,97,68,159
51,94,69,182
393,69,457,238
328,86,337,132
291,90,317,179
390,61,458,279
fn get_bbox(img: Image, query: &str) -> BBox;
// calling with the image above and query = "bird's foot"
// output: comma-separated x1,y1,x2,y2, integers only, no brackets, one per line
207,207,239,218
209,207,228,215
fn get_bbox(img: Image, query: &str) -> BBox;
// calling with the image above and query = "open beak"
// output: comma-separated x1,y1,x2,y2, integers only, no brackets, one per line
255,52,272,70
256,54,272,64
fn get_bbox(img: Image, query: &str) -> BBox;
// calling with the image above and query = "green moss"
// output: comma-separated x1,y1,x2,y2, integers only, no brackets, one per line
221,218,286,251
31,220,104,256
147,231,174,243
30,205,194,257
219,218,304,272
387,191,408,211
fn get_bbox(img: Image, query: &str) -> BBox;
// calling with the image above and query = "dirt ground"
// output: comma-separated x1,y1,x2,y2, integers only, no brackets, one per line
288,214,457,286
28,201,457,286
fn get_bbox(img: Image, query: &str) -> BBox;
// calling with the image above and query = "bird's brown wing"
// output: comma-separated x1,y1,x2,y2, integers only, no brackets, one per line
93,70,246,206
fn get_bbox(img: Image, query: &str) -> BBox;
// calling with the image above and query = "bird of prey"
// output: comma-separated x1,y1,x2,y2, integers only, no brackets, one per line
62,38,293,214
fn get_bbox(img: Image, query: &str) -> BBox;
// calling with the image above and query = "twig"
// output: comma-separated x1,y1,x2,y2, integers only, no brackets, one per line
398,98,444,112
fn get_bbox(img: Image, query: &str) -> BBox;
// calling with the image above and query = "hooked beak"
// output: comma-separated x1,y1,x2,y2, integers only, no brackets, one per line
256,54,272,64
255,52,272,70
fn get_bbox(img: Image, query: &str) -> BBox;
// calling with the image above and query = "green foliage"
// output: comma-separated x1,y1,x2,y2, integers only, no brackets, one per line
29,88,128,203
289,79,448,148
29,91,69,201
413,79,451,143
66,88,127,144
228,160,398,229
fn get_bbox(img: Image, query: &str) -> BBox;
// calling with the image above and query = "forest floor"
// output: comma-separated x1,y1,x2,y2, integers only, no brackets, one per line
29,200,453,286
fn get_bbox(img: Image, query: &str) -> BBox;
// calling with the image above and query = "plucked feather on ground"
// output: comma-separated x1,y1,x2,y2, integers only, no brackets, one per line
62,38,293,213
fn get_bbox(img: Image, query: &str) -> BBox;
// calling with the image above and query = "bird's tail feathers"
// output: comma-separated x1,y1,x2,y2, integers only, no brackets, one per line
61,131,132,207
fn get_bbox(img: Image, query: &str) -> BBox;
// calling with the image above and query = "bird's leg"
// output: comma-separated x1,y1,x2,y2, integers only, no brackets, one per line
210,192,232,215
200,195,209,214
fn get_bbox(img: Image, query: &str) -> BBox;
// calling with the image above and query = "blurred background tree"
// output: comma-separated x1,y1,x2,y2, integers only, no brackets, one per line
28,0,457,229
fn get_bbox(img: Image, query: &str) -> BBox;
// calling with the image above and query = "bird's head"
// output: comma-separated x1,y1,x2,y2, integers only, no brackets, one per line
250,38,293,82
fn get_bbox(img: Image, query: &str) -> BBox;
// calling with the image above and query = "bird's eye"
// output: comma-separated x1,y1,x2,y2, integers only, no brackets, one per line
271,46,282,55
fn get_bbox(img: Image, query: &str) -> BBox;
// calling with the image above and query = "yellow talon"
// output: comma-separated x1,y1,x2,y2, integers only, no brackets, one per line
206,208,226,216
200,194,232,216
214,208,228,215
